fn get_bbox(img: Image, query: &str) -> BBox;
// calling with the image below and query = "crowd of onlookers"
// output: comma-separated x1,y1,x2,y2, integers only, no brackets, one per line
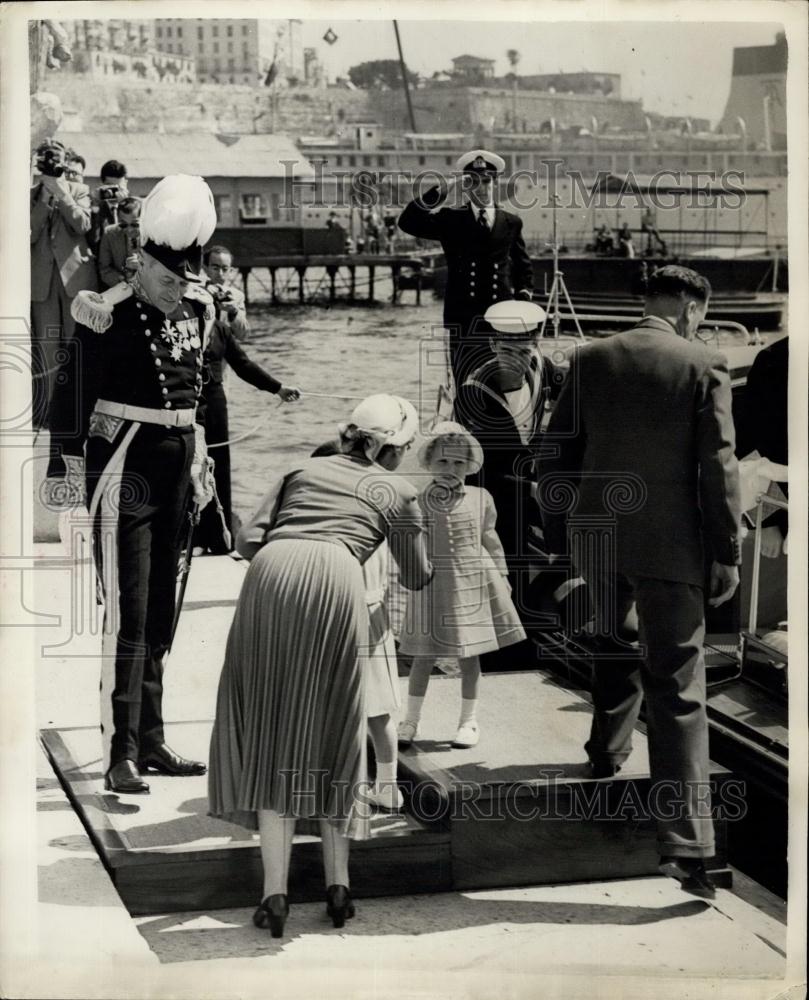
30,138,141,428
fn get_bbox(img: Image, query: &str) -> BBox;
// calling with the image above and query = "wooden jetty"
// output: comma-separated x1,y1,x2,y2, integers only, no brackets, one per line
39,668,732,917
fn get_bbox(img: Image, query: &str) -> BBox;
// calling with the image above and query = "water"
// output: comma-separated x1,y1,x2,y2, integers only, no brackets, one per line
226,299,450,521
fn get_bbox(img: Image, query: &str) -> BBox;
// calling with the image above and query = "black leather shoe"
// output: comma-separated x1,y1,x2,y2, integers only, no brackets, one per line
658,856,716,900
588,760,622,779
104,759,150,794
326,884,355,929
138,743,207,776
253,894,289,938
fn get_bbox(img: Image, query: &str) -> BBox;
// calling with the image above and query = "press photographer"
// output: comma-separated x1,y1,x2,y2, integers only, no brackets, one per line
90,159,128,250
30,138,97,429
203,244,248,340
97,196,142,288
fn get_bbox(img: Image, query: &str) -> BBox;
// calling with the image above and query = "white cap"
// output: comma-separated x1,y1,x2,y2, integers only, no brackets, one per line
338,394,419,460
485,299,546,336
417,421,484,474
455,149,506,174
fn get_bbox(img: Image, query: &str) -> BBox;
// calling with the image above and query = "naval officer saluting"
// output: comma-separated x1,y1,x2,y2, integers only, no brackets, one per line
397,149,533,390
48,174,218,793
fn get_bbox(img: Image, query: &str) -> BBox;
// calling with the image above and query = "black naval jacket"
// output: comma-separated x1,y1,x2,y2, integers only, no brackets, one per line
397,186,533,341
47,291,209,476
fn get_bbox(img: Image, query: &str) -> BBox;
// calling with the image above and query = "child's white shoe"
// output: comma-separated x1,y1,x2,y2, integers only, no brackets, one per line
452,721,480,748
367,782,404,812
397,719,418,746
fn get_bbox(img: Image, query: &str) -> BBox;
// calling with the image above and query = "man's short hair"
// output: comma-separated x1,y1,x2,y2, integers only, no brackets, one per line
66,151,86,169
646,265,711,303
100,159,127,180
204,245,232,264
117,197,141,216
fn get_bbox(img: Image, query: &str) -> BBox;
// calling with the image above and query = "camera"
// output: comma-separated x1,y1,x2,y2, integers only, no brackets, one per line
206,282,238,320
98,184,120,202
36,146,65,178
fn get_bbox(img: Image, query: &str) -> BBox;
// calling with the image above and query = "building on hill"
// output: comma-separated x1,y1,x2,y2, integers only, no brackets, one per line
451,55,496,83
56,131,314,227
155,18,303,87
718,31,787,150
514,72,622,98
58,18,195,83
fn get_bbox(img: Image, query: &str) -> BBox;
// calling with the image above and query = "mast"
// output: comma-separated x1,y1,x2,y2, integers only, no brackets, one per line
393,20,417,133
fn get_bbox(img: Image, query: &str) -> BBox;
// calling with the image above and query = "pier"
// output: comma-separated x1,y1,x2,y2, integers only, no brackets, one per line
236,254,424,306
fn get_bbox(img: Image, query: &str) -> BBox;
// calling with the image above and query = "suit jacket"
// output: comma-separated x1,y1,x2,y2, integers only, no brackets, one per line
398,187,533,336
97,224,138,288
538,316,742,587
30,180,97,301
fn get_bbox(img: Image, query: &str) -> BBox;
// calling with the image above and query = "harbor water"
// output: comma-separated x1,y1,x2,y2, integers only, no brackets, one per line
226,297,451,522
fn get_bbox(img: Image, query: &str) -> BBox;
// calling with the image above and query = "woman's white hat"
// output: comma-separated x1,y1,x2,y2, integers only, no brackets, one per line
338,393,419,460
485,299,546,336
417,420,484,474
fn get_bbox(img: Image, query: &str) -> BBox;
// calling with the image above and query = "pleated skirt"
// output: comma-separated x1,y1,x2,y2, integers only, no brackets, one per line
208,537,370,840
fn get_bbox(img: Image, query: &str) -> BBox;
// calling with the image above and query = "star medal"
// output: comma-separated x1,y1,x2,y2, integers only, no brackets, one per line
189,335,201,349
160,316,187,359
170,344,183,361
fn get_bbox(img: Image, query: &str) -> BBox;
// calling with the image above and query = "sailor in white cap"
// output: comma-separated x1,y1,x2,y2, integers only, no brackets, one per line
397,148,533,389
48,174,219,793
455,299,566,652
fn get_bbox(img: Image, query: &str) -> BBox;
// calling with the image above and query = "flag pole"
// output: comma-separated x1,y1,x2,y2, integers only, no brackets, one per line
393,21,417,133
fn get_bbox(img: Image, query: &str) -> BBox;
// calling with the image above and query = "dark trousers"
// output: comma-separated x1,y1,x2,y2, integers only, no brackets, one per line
87,423,194,767
31,271,75,429
194,384,234,553
584,571,715,858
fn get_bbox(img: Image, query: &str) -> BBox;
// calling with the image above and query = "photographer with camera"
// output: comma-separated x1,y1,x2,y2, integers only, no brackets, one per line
194,244,301,553
90,159,129,252
203,244,249,340
97,196,142,288
30,138,97,429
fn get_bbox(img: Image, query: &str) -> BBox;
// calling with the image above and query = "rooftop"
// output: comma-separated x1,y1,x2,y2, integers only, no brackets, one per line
53,131,315,179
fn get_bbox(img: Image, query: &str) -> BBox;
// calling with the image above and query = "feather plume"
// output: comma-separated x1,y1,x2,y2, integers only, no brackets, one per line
139,174,217,250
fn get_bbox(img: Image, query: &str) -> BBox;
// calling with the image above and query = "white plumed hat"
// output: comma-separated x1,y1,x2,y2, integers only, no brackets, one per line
139,174,217,282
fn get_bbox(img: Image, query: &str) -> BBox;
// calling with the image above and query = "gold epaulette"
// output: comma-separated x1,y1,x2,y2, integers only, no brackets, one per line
70,282,133,333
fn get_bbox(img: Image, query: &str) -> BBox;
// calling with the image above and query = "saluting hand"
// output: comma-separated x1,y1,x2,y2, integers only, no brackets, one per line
278,385,301,402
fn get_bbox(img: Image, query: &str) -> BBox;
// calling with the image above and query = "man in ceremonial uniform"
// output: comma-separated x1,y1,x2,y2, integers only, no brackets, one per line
48,174,218,794
397,149,533,389
538,266,742,898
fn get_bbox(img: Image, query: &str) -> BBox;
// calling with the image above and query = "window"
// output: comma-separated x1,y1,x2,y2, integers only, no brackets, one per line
167,26,172,37
214,193,233,225
228,57,234,68
363,156,370,166
213,24,219,36
198,27,203,39
214,56,220,70
243,43,249,56
445,156,452,165
240,193,268,224
228,41,233,52
178,25,183,37
348,155,356,166
242,25,248,35
227,25,233,36
335,155,342,166
377,155,385,166
156,26,163,37
213,42,219,53
419,156,426,166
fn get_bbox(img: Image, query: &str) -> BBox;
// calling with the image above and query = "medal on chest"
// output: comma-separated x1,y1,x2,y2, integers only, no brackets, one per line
159,314,201,361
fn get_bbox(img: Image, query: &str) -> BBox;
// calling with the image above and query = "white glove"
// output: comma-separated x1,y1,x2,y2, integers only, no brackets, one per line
190,425,215,510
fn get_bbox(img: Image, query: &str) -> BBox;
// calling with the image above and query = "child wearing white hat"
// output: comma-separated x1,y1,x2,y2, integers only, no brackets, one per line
398,422,526,748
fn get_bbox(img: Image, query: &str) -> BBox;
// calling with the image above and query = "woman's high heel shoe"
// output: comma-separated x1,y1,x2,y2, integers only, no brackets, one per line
253,893,289,938
326,884,355,929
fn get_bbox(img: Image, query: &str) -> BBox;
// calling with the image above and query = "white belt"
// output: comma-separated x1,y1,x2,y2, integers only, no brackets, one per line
94,399,196,428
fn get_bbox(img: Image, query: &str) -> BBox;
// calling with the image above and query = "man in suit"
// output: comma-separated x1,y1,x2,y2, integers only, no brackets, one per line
97,196,142,288
30,138,98,428
538,266,742,899
397,149,533,389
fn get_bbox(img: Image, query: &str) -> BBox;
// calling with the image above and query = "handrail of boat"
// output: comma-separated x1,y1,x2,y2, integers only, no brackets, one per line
534,311,753,344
